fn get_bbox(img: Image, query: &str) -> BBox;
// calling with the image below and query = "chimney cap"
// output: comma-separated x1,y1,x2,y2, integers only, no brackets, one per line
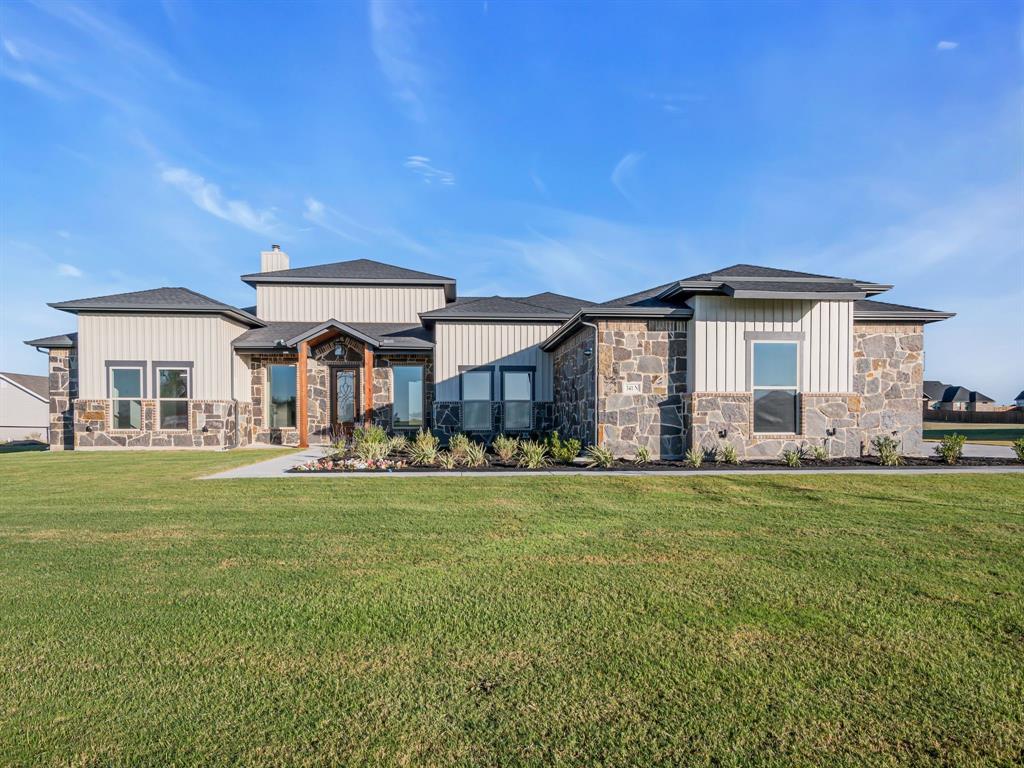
271,244,281,251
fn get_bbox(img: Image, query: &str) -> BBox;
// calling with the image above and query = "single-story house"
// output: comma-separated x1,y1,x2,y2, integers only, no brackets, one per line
0,372,49,442
25,247,954,458
923,380,998,412
1015,390,1024,409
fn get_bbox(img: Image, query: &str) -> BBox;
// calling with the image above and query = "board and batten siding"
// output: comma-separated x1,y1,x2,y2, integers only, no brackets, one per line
434,322,562,401
256,285,447,323
689,296,854,393
77,314,251,401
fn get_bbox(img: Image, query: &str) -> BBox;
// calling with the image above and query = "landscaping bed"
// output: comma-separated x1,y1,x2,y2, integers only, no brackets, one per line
290,428,1022,473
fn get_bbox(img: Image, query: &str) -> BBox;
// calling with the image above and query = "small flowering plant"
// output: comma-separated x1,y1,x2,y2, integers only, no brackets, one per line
292,455,406,472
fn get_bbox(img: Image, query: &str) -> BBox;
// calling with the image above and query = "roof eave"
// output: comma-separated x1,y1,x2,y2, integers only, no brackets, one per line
853,310,955,324
541,307,693,351
23,338,75,349
0,374,49,402
420,312,570,323
48,303,265,328
285,319,381,348
724,288,868,300
240,274,457,300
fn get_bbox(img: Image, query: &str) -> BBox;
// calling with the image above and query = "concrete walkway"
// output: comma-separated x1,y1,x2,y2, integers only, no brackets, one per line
202,446,1022,480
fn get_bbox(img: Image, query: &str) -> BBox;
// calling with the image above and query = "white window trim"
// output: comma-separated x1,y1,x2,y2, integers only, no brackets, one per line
109,365,144,432
156,366,191,432
750,339,801,436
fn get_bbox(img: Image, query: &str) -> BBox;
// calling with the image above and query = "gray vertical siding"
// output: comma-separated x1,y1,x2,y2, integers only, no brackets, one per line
256,285,447,322
689,296,854,392
434,321,562,401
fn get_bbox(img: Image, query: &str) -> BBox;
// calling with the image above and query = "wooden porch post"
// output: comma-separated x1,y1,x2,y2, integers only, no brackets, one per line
363,345,374,426
297,340,309,447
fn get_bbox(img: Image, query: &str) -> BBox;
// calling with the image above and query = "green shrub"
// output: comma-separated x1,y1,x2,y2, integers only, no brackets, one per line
448,432,471,459
546,431,582,464
934,433,965,465
1013,437,1024,463
684,447,704,469
353,424,388,447
782,448,804,468
584,444,614,468
387,435,410,457
716,443,739,465
492,434,519,463
436,451,457,470
634,445,651,465
872,435,904,466
463,441,489,468
517,440,550,469
355,439,389,464
810,445,829,462
408,431,440,466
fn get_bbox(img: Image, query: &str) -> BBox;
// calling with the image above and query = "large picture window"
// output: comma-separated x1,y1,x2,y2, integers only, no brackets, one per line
461,368,492,431
752,341,799,434
268,364,297,429
157,367,190,430
110,367,143,430
392,365,424,429
502,368,533,431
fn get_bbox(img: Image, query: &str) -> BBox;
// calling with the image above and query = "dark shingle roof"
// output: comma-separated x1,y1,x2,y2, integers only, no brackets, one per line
420,294,588,321
510,292,595,313
23,331,78,349
853,299,954,323
683,264,851,281
923,380,948,401
0,372,48,400
49,288,263,327
595,282,681,309
233,321,433,350
1015,390,1024,402
241,258,456,298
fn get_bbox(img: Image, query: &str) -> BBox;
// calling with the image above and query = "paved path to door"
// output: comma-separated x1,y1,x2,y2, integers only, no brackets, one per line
202,444,1022,480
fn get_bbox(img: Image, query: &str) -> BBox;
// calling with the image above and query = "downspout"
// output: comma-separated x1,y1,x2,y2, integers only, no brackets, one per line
581,320,600,447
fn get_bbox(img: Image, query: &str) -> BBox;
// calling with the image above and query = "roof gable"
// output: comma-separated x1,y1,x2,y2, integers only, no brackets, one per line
48,288,263,327
240,258,456,299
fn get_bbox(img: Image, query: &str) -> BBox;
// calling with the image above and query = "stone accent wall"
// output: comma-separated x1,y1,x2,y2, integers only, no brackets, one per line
552,326,596,444
597,320,688,459
432,401,554,442
853,323,925,455
689,392,862,459
48,348,77,451
72,399,239,449
248,352,301,446
371,353,435,433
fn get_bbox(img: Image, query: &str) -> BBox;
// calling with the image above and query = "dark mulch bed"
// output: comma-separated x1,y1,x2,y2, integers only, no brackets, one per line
289,454,1020,474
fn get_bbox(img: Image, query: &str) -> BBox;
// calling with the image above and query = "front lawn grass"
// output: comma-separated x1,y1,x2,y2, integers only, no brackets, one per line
1,450,1022,766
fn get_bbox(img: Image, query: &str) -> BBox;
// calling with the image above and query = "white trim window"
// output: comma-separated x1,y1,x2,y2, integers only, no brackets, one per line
501,369,533,431
110,367,143,430
752,341,799,434
461,369,492,432
157,367,191,430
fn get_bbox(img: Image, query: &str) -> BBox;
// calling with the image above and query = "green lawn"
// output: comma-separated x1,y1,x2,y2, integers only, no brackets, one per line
923,422,1024,445
1,451,1022,767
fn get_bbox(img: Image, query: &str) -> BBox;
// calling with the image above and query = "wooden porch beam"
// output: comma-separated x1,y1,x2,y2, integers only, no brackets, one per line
363,345,374,426
297,340,309,447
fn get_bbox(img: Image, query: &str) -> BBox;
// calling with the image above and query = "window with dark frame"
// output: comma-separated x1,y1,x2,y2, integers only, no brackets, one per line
752,341,799,434
502,369,533,431
392,365,423,429
268,364,297,429
461,369,492,431
110,367,143,430
157,367,190,430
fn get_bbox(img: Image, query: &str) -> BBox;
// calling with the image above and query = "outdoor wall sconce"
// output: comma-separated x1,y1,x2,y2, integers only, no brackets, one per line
583,347,593,357
85,425,92,432
201,425,209,433
826,428,836,437
718,429,728,438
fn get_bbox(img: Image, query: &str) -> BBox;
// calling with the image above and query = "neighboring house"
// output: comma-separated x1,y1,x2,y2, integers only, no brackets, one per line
1015,390,1024,409
923,380,998,412
0,372,49,442
25,247,954,458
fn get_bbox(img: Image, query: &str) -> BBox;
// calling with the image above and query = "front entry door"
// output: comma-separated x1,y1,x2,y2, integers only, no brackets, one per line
333,367,360,435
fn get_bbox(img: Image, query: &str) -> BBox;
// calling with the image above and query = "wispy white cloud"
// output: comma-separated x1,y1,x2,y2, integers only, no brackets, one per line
302,196,366,244
936,40,959,51
2,37,22,60
0,66,62,97
530,169,549,198
611,151,644,205
647,91,705,114
56,230,71,239
369,0,428,122
159,165,276,235
404,155,455,185
56,263,83,277
303,193,433,255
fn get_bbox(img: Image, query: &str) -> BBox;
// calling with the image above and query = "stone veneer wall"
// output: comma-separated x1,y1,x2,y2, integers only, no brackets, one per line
689,392,863,459
370,353,435,433
432,401,554,442
551,326,596,444
72,399,239,448
48,347,77,451
853,323,925,456
596,320,688,459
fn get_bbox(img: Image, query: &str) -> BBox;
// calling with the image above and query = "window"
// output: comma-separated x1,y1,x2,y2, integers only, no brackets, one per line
110,367,143,430
157,367,190,430
392,365,424,429
752,341,799,433
502,369,533,431
268,364,297,429
461,368,492,431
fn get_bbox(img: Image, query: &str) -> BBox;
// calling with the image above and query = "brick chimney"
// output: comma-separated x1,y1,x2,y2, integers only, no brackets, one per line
260,244,289,273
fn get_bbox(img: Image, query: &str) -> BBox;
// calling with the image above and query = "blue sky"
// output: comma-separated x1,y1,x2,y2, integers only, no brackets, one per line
1,0,1021,399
